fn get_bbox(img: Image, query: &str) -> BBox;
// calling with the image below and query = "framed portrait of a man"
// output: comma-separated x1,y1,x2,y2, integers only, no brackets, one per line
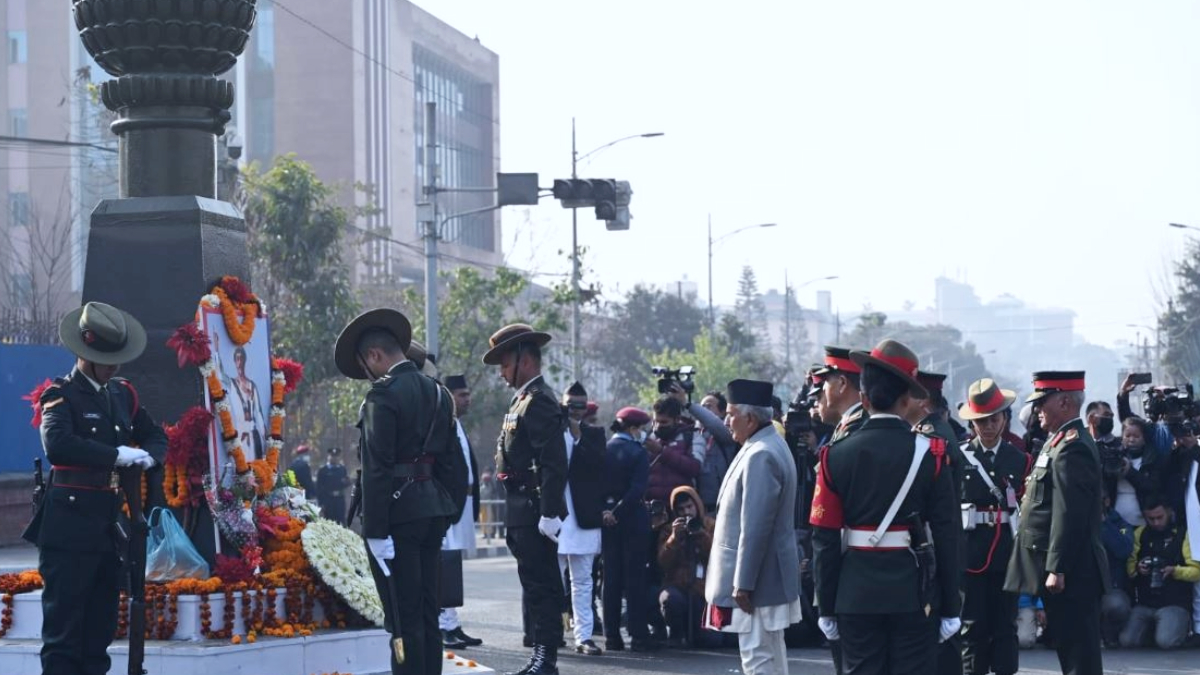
199,305,273,483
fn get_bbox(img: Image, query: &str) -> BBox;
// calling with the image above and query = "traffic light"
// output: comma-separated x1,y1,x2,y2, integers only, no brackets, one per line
604,181,633,231
552,178,596,208
592,179,618,220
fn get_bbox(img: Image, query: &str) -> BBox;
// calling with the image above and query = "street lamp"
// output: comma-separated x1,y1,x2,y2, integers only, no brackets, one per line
1126,322,1162,377
707,217,777,330
1169,223,1200,232
570,120,664,382
783,274,838,380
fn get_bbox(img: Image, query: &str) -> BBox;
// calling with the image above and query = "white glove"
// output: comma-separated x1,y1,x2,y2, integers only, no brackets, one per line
135,454,157,469
939,617,962,643
115,446,151,468
367,537,395,576
538,516,563,543
818,616,839,641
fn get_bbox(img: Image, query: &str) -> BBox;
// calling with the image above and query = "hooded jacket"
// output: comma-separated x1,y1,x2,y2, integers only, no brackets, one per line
657,485,716,596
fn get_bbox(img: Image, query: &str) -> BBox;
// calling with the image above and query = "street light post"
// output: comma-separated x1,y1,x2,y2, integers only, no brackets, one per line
1126,322,1162,379
707,218,777,331
569,121,664,382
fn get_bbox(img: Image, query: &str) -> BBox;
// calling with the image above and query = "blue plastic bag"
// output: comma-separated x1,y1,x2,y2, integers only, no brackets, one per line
145,507,210,581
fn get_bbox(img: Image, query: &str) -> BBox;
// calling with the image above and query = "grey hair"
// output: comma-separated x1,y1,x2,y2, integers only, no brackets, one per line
1066,391,1085,408
731,403,774,426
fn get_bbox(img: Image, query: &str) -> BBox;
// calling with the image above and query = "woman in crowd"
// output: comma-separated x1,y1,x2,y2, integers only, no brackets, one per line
600,407,654,652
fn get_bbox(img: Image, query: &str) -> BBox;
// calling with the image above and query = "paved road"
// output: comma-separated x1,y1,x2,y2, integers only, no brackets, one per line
454,556,1200,675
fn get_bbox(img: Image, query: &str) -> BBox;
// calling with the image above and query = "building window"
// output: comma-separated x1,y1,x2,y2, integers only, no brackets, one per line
9,192,30,227
7,31,27,64
9,108,26,137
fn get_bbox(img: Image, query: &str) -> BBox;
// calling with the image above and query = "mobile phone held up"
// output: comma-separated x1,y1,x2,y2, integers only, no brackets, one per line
1129,372,1153,386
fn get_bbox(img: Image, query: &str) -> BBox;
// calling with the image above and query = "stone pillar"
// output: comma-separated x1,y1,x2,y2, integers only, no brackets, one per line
72,1,259,562
72,0,257,423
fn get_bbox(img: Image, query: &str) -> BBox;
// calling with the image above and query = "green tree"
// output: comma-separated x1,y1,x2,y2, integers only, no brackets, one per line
842,312,990,397
636,330,743,406
401,266,567,457
238,155,363,441
593,284,705,403
734,265,769,345
1161,237,1200,382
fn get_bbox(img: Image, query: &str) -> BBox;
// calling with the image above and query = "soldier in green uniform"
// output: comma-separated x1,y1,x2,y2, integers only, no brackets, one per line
23,302,167,675
1004,371,1108,675
484,323,569,675
811,339,961,675
334,308,467,675
956,379,1030,675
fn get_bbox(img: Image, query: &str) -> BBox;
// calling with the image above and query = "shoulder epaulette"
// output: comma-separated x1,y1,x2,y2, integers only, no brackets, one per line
914,420,936,437
1063,429,1079,443
845,409,863,424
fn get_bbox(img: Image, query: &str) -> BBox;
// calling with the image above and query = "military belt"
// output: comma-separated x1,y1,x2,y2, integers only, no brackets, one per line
52,465,120,492
392,462,434,479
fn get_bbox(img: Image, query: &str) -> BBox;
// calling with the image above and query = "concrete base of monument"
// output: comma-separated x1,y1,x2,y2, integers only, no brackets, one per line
0,632,495,675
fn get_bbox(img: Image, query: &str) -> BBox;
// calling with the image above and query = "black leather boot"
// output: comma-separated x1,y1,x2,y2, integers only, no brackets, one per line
505,644,559,675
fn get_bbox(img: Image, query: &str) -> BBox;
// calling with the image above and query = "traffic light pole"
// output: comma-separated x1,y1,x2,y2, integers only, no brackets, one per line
424,102,440,358
571,117,582,383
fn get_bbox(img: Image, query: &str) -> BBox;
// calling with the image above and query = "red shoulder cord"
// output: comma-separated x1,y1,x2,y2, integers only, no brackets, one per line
117,380,139,419
929,437,946,479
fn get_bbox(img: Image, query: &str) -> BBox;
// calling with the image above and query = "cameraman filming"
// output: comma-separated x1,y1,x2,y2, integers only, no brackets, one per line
1119,495,1200,649
1117,375,1200,519
665,384,737,513
657,486,723,648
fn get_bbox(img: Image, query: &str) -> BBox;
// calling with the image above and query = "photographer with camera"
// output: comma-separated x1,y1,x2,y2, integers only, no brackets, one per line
1118,495,1200,649
665,383,737,513
656,486,723,648
1106,417,1171,528
1117,375,1200,521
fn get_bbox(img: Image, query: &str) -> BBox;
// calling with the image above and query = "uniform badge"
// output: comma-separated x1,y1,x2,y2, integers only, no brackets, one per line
1035,453,1051,468
1063,429,1079,443
84,412,102,420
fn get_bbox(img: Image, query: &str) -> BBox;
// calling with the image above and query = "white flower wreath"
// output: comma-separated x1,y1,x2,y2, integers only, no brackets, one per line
301,519,384,627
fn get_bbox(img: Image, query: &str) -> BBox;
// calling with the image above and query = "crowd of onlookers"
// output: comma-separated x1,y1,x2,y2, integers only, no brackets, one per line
456,371,1200,655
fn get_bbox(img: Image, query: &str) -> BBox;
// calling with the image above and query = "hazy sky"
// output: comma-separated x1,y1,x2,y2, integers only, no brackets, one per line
417,0,1200,348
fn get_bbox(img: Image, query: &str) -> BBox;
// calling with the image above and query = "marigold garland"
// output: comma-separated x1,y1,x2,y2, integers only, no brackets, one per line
210,277,261,347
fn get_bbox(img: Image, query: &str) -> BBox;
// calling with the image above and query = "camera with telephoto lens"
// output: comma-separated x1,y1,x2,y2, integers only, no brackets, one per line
1142,384,1200,426
684,515,703,535
653,365,696,395
1142,556,1167,589
1097,439,1126,480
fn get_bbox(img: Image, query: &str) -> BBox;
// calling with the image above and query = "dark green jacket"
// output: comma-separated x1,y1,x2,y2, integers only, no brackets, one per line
23,369,167,551
495,375,568,526
357,361,467,539
1004,418,1109,597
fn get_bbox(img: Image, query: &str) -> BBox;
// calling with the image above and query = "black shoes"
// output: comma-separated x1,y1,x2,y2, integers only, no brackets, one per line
449,626,483,647
505,644,559,675
630,638,661,652
442,629,468,650
605,638,625,652
575,639,603,656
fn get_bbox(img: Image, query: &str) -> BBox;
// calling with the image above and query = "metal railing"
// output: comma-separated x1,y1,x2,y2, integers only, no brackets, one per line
476,498,506,541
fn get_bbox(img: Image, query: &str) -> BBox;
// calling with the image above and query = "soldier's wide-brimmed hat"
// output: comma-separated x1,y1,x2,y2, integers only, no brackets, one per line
850,339,928,400
1025,371,1085,403
444,374,468,391
958,378,1017,421
813,346,860,378
406,339,440,379
59,301,147,366
333,308,413,380
482,323,552,365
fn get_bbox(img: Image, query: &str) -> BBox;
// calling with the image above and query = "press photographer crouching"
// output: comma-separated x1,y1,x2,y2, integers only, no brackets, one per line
657,486,726,648
1118,495,1200,649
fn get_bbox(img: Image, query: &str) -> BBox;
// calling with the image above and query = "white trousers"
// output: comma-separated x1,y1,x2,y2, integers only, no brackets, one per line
439,607,460,632
1193,582,1200,633
557,553,596,644
738,616,788,675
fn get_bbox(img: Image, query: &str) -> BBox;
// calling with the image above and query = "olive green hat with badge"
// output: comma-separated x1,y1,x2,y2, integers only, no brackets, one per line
333,308,413,380
482,323,552,366
59,301,147,366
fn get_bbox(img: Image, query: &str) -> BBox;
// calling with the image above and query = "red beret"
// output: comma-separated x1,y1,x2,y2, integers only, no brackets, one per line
616,406,651,426
295,445,310,455
585,401,599,416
